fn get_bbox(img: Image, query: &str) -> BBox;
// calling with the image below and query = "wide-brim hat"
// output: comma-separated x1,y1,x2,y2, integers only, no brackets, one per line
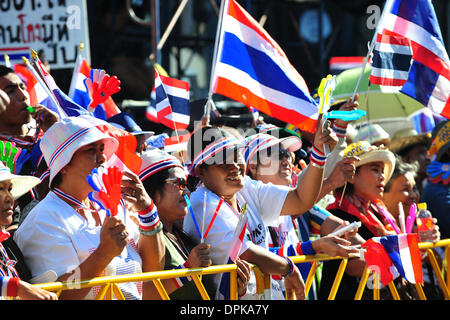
242,133,302,165
107,112,154,141
0,162,40,199
139,148,186,182
343,141,396,182
40,116,119,186
388,127,431,154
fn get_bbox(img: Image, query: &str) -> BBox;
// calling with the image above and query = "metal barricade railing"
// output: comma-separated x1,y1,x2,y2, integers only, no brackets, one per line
32,239,449,300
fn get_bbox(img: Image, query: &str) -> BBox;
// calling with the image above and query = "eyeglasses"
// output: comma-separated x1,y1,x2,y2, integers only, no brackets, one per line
165,177,188,192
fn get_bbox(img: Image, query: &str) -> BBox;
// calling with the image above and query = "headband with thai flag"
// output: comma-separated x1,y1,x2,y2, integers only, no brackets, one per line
190,135,241,174
241,133,279,165
139,158,185,182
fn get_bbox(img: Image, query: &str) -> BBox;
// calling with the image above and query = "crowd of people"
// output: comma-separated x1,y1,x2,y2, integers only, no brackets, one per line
0,64,448,300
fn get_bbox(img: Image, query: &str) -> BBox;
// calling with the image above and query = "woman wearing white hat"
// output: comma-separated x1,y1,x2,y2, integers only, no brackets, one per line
14,117,165,300
138,148,251,299
183,121,337,300
0,162,57,299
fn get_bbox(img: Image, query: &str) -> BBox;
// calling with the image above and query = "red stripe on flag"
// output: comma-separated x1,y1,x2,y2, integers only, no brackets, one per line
407,234,423,284
215,76,317,133
368,75,407,87
383,30,450,81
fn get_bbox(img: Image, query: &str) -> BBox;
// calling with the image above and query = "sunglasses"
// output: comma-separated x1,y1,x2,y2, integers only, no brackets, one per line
265,147,292,161
165,177,188,192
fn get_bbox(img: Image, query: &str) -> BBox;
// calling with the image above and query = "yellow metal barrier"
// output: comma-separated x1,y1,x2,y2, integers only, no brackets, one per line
31,239,449,300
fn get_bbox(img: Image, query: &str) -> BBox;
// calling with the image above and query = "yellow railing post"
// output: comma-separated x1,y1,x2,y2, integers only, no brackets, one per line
426,249,450,299
354,266,370,300
327,258,348,300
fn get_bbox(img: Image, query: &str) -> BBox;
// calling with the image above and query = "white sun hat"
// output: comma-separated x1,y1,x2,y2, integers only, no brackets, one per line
40,116,119,186
0,162,40,199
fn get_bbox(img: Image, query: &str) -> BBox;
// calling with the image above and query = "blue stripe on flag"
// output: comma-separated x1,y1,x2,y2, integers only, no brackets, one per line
220,32,312,101
372,50,412,72
400,60,440,107
394,0,443,40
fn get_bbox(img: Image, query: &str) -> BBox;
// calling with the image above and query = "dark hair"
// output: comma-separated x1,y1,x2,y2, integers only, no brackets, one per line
384,155,418,192
142,167,176,199
50,172,63,190
0,65,14,78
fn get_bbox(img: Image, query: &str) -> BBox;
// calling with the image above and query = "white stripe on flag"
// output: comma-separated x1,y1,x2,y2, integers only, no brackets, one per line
375,42,413,55
163,111,190,123
155,98,171,111
222,13,310,94
215,62,319,118
370,66,410,80
428,74,450,114
398,234,416,283
163,85,189,99
383,13,449,64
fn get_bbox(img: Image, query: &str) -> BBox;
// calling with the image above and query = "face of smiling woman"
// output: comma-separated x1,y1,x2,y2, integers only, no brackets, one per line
350,161,386,202
198,149,246,199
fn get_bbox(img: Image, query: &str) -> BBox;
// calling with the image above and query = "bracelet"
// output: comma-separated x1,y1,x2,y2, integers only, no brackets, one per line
310,146,327,168
139,221,163,236
296,240,316,256
172,262,192,288
0,276,19,298
332,122,347,139
282,257,295,278
138,202,160,231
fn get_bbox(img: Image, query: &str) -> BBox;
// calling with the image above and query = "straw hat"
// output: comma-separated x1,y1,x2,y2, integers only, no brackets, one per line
429,120,450,162
0,162,40,199
343,141,396,182
388,127,431,154
40,116,119,185
139,148,186,182
242,133,302,166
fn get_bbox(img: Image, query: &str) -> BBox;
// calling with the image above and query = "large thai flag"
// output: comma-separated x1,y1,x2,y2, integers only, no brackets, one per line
378,0,450,118
369,33,413,92
154,68,190,130
211,0,319,133
68,57,121,120
217,209,248,300
362,234,423,286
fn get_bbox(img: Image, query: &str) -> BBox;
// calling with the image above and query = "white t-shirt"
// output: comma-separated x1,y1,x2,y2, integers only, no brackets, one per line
14,191,143,300
184,176,290,299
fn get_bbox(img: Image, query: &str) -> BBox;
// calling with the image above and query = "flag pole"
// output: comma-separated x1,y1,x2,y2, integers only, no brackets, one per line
204,0,228,124
351,0,394,100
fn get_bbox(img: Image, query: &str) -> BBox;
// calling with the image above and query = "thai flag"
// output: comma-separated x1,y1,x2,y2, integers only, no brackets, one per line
369,33,413,92
378,0,450,118
154,68,190,130
146,86,160,123
362,234,423,286
163,132,191,154
33,58,89,118
211,0,319,133
0,47,30,66
13,63,55,111
217,209,249,300
408,107,445,134
68,57,121,120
